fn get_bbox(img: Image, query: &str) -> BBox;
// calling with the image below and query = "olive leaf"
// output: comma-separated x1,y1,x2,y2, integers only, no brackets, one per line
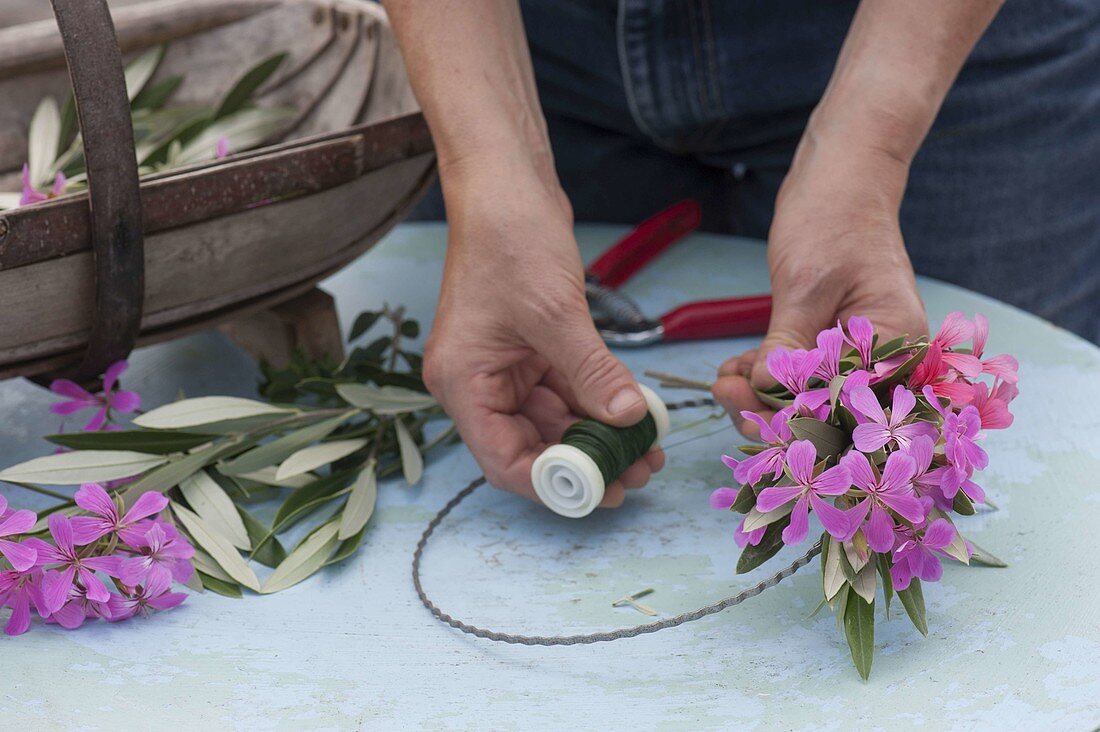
394,418,423,486
843,585,876,681
175,107,296,165
28,96,61,186
788,418,849,459
220,411,355,476
260,519,341,594
274,439,368,481
45,430,216,454
851,560,877,604
734,518,789,574
339,462,378,540
335,383,437,414
179,471,251,551
172,503,260,592
742,501,794,533
897,579,928,636
967,541,1008,568
124,45,165,102
876,552,894,618
214,52,286,119
822,535,847,601
0,450,167,485
135,396,291,429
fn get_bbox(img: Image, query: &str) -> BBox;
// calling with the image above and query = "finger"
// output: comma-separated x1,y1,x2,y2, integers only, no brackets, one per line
749,285,839,391
643,447,665,473
529,313,648,427
518,384,580,443
712,375,773,441
599,481,626,508
619,461,651,490
718,349,757,378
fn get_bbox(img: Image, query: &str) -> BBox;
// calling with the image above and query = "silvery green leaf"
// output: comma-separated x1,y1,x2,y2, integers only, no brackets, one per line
876,552,894,618
274,439,368,481
235,466,314,489
394,419,423,486
28,96,61,186
822,536,847,601
828,375,846,410
132,74,182,111
843,586,875,680
967,540,1008,568
0,193,23,210
735,519,789,574
339,462,378,540
124,45,164,101
198,572,242,598
851,560,877,604
172,503,260,592
135,396,291,429
335,383,437,414
119,442,237,506
0,450,167,485
788,418,849,459
897,579,928,636
843,538,871,573
174,107,295,165
192,548,234,583
752,387,792,410
934,513,970,565
220,411,355,476
236,506,287,568
742,501,793,533
737,444,767,456
45,430,216,454
30,505,82,534
215,52,287,119
260,519,341,594
180,471,251,550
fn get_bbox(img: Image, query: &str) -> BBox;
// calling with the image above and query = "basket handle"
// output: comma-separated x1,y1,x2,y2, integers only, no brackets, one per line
48,0,145,384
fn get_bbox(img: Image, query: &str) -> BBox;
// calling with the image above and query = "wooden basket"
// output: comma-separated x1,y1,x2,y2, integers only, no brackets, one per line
0,0,435,382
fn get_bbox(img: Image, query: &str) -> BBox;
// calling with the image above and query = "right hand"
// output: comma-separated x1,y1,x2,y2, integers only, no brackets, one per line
423,166,665,506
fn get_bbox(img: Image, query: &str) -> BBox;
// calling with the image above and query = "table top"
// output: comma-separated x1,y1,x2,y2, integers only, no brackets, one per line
2,223,1098,731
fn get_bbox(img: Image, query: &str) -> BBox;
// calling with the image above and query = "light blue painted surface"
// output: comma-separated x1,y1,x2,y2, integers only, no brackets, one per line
1,223,1098,731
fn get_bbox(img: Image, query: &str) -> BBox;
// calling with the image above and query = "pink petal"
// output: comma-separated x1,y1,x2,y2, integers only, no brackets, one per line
4,595,31,635
852,423,891,453
890,560,914,592
935,312,973,348
784,440,817,485
880,452,916,492
49,400,97,416
42,566,76,614
848,386,887,425
83,554,121,577
47,513,75,553
51,601,87,629
709,487,739,510
922,518,956,549
720,454,739,473
49,378,95,402
0,539,38,572
122,492,170,527
0,509,36,538
840,450,876,491
905,435,935,475
812,465,852,496
880,491,927,524
83,408,109,432
108,390,142,413
147,591,188,611
982,354,1019,384
740,411,779,444
942,352,983,378
70,516,115,545
808,493,851,540
75,483,117,519
972,314,989,358
169,558,195,583
78,568,111,603
889,386,917,425
102,360,129,392
734,448,786,486
864,503,896,552
117,556,151,586
756,484,804,513
781,496,811,545
842,499,871,541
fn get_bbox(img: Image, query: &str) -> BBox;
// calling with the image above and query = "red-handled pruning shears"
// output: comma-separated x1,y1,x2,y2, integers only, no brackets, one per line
585,200,772,346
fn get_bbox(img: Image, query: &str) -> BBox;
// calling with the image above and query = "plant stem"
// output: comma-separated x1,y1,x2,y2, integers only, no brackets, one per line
644,370,714,392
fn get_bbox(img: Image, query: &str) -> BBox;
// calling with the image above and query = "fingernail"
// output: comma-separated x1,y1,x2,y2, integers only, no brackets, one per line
608,387,644,417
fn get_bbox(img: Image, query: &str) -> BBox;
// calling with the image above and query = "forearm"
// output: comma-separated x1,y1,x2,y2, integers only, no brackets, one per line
381,0,554,195
797,0,1003,203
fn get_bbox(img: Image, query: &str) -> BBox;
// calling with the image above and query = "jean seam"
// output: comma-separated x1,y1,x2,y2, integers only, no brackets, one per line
616,0,682,152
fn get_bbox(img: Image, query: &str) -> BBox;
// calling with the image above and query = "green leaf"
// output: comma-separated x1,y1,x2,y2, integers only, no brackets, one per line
119,443,235,506
220,411,354,476
0,450,167,485
236,506,287,568
179,471,251,550
260,519,341,594
400,320,420,338
28,97,61,186
198,571,242,598
822,535,847,601
871,335,909,360
967,540,1008,568
44,430,216,454
132,75,183,111
851,561,877,604
752,387,791,411
876,552,894,617
952,490,976,516
274,439,368,481
843,585,876,681
57,92,77,155
735,518,789,574
236,466,314,489
736,444,767,456
788,418,849,459
335,383,437,415
339,462,378,540
175,107,295,165
742,501,794,533
349,311,382,340
731,484,756,513
326,524,368,566
124,46,164,102
192,548,234,582
172,503,260,592
394,419,423,486
897,579,928,636
214,53,287,119
828,375,846,410
271,471,354,532
135,396,292,429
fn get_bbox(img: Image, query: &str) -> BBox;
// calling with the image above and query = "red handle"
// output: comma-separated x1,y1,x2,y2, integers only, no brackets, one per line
659,296,773,341
586,200,701,288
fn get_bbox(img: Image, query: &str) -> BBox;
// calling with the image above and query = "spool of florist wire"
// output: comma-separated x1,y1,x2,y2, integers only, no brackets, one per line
532,384,669,517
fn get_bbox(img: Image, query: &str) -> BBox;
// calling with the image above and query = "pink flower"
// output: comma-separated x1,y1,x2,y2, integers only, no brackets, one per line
890,519,957,590
0,496,38,571
118,522,195,587
215,136,231,159
728,409,795,486
849,384,938,453
0,567,49,635
840,450,926,552
931,312,982,378
942,406,988,499
756,440,852,545
47,585,114,629
734,518,766,548
49,360,141,431
26,514,122,614
19,163,66,206
71,483,168,545
766,347,823,395
905,436,951,511
108,573,187,621
970,381,1017,430
842,316,875,368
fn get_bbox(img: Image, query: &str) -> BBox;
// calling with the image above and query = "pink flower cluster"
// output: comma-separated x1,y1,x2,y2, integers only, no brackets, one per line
49,360,141,433
0,485,192,635
712,313,1018,590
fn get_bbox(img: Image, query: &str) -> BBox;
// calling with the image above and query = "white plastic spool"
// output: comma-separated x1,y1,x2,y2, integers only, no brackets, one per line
531,384,670,518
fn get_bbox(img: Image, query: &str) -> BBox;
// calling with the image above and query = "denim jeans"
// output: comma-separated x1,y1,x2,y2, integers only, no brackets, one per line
412,0,1100,343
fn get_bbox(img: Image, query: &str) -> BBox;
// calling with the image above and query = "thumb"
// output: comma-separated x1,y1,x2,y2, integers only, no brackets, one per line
531,319,647,427
750,291,837,390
